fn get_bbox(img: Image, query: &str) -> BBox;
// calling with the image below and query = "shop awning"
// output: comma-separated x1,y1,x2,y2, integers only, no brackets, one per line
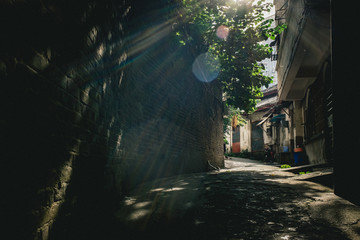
270,114,285,122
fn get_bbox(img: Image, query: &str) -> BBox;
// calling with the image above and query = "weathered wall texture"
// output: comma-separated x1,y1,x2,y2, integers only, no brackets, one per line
239,118,252,152
0,0,223,239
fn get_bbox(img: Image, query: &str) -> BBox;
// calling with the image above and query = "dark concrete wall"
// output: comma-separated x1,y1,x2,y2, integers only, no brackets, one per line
331,1,360,206
0,0,223,239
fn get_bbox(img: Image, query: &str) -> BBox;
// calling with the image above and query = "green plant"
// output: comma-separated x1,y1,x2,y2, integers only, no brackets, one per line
225,149,251,158
225,152,239,157
239,149,251,158
280,164,291,169
298,171,311,175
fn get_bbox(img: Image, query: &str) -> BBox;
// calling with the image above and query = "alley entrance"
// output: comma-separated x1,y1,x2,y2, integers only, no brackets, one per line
102,158,360,240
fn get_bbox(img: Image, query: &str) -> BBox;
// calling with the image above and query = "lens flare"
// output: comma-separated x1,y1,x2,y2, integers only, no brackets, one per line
192,52,220,83
216,25,229,40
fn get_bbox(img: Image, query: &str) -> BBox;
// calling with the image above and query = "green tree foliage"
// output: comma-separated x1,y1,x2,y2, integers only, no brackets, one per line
174,0,286,113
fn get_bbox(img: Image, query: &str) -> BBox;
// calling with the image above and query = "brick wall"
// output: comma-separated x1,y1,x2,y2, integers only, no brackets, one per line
0,0,223,238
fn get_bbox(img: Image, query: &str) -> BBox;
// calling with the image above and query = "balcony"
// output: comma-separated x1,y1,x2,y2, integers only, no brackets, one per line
274,0,331,101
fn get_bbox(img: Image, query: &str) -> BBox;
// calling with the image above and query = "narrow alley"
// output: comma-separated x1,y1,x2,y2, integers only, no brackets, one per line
1,0,359,239
108,158,360,240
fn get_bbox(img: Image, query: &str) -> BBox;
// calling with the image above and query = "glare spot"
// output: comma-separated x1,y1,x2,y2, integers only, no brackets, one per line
102,82,107,93
87,27,98,47
281,235,290,240
97,43,105,57
133,201,152,209
163,187,185,192
192,52,220,83
124,197,137,206
216,25,229,40
128,209,150,221
149,188,165,193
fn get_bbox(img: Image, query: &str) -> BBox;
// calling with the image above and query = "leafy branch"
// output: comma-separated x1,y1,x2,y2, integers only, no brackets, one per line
174,0,286,113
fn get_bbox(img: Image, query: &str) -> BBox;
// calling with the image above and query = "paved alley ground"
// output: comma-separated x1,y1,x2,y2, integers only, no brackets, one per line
111,158,360,240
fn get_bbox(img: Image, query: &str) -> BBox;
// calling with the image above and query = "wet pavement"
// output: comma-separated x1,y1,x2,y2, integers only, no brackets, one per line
111,158,360,240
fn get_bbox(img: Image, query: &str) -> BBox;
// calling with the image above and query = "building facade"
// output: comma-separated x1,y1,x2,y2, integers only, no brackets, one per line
243,0,332,165
271,0,360,204
273,0,332,165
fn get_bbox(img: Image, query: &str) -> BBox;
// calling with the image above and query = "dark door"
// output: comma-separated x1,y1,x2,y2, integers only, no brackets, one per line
251,122,264,152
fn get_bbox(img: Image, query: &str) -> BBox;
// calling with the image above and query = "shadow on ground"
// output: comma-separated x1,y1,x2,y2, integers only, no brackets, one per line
104,159,357,240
